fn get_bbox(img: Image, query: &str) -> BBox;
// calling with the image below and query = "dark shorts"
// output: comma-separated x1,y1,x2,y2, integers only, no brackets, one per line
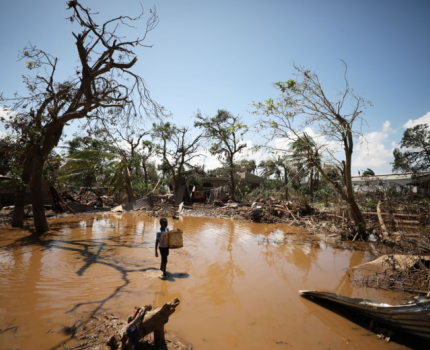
159,247,169,263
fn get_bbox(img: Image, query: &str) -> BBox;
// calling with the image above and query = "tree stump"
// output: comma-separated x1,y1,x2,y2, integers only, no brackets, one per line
107,298,180,350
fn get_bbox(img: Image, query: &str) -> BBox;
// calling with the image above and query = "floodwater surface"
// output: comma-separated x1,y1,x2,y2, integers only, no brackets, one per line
0,213,412,349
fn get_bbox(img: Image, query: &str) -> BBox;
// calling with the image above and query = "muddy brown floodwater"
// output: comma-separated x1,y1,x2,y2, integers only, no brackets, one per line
0,213,413,350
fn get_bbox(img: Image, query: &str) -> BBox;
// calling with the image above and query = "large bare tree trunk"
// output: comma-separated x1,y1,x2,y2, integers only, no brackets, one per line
142,161,148,188
30,157,50,233
344,138,366,233
312,150,365,235
284,170,289,201
230,167,236,201
11,186,27,227
27,124,64,233
123,159,134,202
11,155,34,227
349,198,365,227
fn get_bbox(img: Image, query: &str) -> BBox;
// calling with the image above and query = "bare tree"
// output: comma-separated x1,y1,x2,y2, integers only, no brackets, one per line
1,1,164,232
253,63,370,234
195,110,248,201
153,122,203,195
114,128,150,175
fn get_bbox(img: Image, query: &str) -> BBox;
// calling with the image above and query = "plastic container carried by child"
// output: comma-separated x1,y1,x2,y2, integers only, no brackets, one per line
168,229,183,249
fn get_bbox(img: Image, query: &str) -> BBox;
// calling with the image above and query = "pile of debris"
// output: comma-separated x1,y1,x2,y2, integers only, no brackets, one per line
123,195,314,228
351,235,430,294
0,204,58,222
110,194,337,233
177,197,315,227
114,194,180,218
60,188,117,213
111,192,428,241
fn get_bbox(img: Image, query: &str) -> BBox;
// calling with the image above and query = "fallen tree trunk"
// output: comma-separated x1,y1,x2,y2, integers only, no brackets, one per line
377,200,394,244
107,298,180,350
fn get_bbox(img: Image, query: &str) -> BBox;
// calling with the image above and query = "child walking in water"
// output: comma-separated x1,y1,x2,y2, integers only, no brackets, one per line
155,217,169,277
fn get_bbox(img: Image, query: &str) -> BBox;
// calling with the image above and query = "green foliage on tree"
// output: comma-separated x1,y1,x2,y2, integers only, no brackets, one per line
361,168,375,176
392,124,430,173
258,160,279,178
253,62,369,231
235,159,257,174
59,136,116,187
195,109,248,200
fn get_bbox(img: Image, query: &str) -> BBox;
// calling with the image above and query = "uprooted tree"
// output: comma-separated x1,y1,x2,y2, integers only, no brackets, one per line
253,62,371,235
1,1,164,232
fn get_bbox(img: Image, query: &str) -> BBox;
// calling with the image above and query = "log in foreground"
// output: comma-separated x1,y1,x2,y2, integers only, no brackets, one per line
107,298,180,350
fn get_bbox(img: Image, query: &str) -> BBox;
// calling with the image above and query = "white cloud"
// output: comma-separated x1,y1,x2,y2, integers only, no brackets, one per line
190,148,222,170
403,111,430,129
237,139,269,167
192,139,263,171
0,108,15,138
0,108,16,122
353,121,394,169
382,120,393,133
302,127,344,154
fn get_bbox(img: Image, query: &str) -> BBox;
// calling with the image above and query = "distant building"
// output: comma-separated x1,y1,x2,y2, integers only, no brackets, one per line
351,172,430,194
0,176,52,209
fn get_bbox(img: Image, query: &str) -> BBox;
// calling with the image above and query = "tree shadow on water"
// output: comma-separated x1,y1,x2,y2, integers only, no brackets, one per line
0,223,167,350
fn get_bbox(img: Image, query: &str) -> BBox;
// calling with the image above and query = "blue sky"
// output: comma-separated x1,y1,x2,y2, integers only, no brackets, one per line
1,0,429,174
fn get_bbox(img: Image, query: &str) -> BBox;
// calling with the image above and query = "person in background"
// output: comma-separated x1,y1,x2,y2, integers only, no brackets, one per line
155,217,169,277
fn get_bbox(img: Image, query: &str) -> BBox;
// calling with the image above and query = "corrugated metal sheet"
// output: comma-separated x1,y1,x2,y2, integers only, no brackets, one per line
300,290,430,341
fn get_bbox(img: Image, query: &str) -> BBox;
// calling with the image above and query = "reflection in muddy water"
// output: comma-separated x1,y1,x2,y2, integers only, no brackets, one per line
0,213,412,349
